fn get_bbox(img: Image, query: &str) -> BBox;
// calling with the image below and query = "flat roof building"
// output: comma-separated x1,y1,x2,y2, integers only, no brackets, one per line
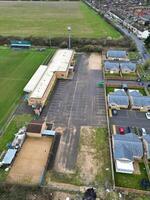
24,65,48,93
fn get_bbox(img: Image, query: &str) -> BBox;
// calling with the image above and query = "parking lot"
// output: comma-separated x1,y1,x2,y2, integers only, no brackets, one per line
110,110,150,130
42,53,106,172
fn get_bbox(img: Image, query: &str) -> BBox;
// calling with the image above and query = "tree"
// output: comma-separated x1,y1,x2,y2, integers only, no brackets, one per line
145,35,150,48
143,59,150,70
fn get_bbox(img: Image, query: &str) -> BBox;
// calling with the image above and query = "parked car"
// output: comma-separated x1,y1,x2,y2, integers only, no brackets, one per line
119,127,125,134
127,126,131,133
112,109,118,116
141,128,147,136
146,112,150,119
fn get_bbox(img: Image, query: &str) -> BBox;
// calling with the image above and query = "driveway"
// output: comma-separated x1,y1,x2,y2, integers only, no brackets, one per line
110,110,150,129
43,53,106,172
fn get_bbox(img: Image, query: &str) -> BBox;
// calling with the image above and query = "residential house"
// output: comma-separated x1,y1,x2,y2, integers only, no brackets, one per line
106,50,128,61
129,90,150,111
143,135,150,160
112,133,143,174
108,89,129,109
104,61,120,73
120,62,137,74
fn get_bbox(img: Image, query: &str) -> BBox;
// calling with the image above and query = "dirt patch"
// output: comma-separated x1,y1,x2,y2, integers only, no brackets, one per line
88,53,102,70
7,136,53,185
77,126,101,185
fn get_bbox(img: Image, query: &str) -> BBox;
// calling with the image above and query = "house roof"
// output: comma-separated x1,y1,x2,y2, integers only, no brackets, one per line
107,50,127,58
130,96,150,107
2,149,17,165
104,61,120,70
113,133,143,161
108,89,129,106
128,90,143,97
26,120,44,134
143,135,150,157
120,62,136,71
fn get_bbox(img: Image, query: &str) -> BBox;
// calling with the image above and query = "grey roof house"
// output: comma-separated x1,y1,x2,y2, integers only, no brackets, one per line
108,89,129,109
112,133,143,174
143,135,150,160
106,50,128,60
129,90,150,111
120,62,137,74
104,61,120,73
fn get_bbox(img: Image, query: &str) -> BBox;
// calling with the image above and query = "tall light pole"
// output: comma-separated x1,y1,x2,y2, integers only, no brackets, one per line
67,26,71,49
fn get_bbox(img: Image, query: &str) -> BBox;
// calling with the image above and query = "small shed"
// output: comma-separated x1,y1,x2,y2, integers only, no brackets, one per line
26,120,47,137
10,40,31,48
2,149,17,165
42,130,56,137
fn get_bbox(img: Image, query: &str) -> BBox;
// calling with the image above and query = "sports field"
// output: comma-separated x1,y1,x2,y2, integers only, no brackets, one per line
0,1,121,39
0,47,55,128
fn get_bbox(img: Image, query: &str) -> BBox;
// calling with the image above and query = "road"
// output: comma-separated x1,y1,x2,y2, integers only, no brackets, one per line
44,53,106,172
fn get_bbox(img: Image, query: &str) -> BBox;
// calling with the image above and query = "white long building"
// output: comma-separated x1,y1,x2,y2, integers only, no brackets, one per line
23,65,47,93
28,49,74,106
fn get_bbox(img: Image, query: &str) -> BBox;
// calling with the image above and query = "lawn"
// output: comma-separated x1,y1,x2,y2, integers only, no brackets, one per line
0,47,55,128
0,1,121,39
115,163,149,190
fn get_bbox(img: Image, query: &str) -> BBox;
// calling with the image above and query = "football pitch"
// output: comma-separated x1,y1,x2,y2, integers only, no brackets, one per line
0,47,55,128
0,1,121,39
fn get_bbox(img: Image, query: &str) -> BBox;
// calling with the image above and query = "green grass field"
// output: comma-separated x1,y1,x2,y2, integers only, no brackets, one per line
0,1,121,39
0,47,55,128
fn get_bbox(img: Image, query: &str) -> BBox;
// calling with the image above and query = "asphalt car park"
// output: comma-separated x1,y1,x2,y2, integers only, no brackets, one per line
42,53,106,172
110,110,150,129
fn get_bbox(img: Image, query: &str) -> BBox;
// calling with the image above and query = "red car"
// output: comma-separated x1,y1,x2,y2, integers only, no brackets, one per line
119,127,125,135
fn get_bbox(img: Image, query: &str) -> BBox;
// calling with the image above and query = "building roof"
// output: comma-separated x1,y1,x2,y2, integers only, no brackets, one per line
120,62,136,71
42,130,55,136
26,120,44,134
30,68,54,99
107,50,127,58
2,149,17,165
104,61,120,71
116,160,134,173
23,65,48,93
113,133,143,161
130,96,150,107
128,90,143,97
143,135,150,157
48,49,74,72
108,89,129,107
10,40,31,47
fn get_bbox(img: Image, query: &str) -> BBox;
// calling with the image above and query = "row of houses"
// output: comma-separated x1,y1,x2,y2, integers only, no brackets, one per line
104,49,137,76
106,10,149,39
112,132,150,174
24,49,75,114
104,60,137,74
108,89,150,111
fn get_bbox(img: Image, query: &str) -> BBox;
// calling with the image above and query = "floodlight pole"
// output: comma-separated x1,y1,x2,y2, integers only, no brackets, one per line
67,26,71,49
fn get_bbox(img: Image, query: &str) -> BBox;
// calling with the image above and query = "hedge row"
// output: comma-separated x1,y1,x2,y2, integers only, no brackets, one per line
0,35,136,52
